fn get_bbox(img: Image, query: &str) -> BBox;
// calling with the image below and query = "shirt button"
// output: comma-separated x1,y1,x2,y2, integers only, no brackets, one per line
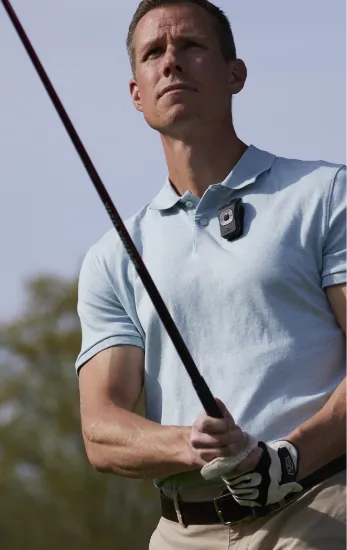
200,218,209,227
185,200,194,209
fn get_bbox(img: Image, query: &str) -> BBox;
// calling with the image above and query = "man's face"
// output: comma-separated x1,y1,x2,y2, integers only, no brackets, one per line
129,3,245,136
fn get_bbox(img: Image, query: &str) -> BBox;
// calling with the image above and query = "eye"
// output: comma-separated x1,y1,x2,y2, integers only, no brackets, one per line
146,47,163,59
183,40,202,50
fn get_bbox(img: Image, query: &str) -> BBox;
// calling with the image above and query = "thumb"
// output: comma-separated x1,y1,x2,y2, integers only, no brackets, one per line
214,397,234,421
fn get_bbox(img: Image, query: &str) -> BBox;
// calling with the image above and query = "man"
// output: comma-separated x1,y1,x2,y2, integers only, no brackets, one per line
76,1,346,548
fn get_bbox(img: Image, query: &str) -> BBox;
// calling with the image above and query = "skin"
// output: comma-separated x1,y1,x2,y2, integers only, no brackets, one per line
79,3,346,484
129,3,248,198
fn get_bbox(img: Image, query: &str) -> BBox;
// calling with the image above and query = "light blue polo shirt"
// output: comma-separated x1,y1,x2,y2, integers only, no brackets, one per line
76,145,346,492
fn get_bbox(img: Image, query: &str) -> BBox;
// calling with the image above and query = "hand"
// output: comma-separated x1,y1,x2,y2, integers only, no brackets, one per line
206,440,304,508
190,398,255,466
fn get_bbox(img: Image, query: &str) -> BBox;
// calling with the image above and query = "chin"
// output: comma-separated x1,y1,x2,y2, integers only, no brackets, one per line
146,104,199,133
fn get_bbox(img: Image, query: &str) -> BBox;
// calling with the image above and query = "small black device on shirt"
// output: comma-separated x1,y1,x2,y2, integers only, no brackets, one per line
218,198,244,241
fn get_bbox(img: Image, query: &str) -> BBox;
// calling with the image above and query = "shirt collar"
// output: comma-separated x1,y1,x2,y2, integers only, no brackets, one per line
148,177,183,211
149,145,276,211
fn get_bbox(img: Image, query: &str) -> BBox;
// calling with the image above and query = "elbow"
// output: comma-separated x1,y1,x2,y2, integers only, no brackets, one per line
82,431,112,474
87,449,111,474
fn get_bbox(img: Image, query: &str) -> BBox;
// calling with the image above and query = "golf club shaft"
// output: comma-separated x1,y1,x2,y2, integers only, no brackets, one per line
1,0,222,419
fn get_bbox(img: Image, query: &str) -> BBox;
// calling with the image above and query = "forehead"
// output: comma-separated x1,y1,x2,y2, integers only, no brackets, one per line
133,4,215,49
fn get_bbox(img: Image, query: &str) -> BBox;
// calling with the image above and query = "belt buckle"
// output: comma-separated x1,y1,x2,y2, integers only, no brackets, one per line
214,493,265,526
213,493,239,526
214,500,233,526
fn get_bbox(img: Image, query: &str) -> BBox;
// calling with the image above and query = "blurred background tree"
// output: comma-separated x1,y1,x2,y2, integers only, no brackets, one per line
0,275,159,549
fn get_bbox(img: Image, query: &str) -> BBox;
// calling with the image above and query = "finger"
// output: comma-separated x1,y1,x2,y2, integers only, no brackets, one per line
190,431,234,449
193,439,248,457
191,425,245,448
194,414,235,434
195,446,236,464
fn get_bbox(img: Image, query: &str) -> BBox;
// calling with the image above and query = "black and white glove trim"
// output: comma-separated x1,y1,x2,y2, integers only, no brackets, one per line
222,440,303,507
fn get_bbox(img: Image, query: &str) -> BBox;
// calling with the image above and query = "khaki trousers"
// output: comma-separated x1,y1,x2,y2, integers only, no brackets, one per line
149,470,346,550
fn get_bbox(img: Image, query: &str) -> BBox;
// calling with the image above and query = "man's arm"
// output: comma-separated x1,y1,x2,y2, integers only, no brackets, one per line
79,345,199,479
286,283,346,480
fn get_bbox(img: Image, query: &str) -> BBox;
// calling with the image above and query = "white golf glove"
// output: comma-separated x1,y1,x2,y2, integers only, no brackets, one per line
201,440,303,507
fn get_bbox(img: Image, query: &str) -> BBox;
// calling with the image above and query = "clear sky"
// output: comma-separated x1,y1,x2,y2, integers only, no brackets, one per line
0,0,346,320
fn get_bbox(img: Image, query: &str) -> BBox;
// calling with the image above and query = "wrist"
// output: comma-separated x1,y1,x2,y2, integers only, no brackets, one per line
179,426,204,470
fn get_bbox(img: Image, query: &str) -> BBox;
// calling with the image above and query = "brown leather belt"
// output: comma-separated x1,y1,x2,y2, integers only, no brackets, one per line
160,455,346,527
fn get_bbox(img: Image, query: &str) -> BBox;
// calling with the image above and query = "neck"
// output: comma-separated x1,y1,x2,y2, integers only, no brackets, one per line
160,118,247,198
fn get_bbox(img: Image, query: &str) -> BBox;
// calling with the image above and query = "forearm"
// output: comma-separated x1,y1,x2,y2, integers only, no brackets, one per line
82,404,197,479
286,378,346,480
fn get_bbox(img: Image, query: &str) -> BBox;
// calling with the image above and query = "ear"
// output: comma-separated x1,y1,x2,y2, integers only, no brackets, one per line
129,79,143,112
228,59,247,96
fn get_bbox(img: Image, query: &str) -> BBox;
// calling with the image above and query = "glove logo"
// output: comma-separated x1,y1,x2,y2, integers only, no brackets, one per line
285,455,295,476
278,446,298,484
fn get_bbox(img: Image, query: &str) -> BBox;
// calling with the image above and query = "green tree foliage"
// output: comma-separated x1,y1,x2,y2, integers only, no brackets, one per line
0,276,159,549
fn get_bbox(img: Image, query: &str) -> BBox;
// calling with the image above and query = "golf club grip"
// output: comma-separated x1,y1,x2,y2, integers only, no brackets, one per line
1,0,223,420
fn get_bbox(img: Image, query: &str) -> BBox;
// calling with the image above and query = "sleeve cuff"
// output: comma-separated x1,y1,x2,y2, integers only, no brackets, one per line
75,335,145,375
322,271,346,288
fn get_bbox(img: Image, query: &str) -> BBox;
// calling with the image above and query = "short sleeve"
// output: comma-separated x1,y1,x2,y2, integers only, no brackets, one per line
322,165,346,288
75,248,144,373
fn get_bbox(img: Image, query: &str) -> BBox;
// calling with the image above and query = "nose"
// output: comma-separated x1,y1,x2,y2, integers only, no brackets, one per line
163,46,183,78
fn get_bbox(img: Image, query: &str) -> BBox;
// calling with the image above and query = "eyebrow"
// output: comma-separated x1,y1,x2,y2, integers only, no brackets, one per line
138,32,208,56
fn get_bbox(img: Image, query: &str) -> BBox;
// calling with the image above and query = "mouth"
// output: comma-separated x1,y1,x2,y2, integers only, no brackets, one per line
158,83,197,99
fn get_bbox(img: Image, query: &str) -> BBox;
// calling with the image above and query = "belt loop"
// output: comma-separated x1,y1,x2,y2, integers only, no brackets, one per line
173,491,187,529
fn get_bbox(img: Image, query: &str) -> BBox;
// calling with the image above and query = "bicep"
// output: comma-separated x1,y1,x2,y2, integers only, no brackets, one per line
326,283,346,334
79,345,145,427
